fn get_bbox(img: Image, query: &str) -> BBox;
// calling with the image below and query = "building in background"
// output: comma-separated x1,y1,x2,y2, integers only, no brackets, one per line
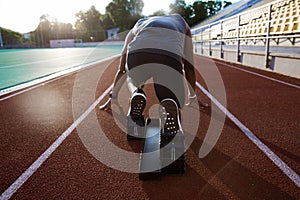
107,28,120,40
50,39,80,48
50,39,74,48
23,33,31,40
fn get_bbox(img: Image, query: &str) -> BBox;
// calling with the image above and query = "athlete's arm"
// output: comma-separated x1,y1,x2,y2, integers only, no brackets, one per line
183,25,196,97
111,30,135,98
183,24,209,108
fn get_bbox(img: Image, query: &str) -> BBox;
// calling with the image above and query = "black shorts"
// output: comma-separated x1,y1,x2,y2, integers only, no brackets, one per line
126,52,185,108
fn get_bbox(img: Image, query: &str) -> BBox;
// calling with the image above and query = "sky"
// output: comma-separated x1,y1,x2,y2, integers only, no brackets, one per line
0,0,240,33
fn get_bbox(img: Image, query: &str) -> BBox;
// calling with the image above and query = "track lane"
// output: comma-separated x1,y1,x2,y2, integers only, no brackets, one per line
194,55,300,174
0,58,119,198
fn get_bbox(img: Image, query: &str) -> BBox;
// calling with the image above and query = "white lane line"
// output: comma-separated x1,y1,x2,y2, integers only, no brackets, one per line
0,55,119,101
196,82,300,188
0,85,113,200
217,61,300,89
0,54,83,69
198,56,300,89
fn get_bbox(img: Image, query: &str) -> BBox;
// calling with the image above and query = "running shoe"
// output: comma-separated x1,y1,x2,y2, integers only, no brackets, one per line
159,98,182,138
128,90,146,121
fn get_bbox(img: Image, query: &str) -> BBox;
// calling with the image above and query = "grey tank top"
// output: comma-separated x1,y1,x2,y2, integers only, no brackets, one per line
128,14,188,62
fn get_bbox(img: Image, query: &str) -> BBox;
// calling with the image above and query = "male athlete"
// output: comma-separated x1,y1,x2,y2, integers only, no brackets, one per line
100,14,207,136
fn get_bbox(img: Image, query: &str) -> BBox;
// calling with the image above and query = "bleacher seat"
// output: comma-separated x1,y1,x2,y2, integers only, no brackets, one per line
270,0,300,34
192,0,300,43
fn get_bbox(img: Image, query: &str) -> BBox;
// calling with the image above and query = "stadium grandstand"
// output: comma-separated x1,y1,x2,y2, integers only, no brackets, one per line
192,0,300,78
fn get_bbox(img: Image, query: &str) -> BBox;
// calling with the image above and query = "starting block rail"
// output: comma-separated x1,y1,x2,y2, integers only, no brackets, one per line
127,117,185,180
127,115,145,140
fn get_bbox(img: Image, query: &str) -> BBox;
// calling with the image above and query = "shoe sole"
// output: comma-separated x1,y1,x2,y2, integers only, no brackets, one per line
129,93,146,118
159,99,182,136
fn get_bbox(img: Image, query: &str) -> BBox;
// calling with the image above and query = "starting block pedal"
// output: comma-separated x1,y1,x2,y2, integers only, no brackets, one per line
139,118,161,180
160,131,185,174
139,118,185,180
127,115,145,140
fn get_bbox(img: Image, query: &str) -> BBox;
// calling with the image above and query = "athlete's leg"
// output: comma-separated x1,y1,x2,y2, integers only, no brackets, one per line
149,55,185,142
126,52,151,120
152,56,185,109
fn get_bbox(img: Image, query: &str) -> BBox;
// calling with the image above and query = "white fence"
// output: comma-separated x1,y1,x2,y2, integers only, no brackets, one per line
50,39,124,48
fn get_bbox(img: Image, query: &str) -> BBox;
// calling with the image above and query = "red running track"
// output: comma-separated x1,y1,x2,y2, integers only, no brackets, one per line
0,55,299,199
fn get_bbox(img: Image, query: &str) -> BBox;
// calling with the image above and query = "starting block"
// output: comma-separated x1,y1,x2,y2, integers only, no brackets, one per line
139,118,185,180
127,115,145,140
139,119,161,180
160,131,185,174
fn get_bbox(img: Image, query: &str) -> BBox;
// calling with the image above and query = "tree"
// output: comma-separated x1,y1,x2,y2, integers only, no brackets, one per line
128,0,145,29
75,6,105,42
150,9,167,17
223,1,232,8
190,1,208,26
169,0,187,16
106,0,131,31
169,0,194,25
2,0,235,48
33,15,51,47
106,0,144,32
129,0,144,16
51,20,73,40
0,27,23,47
101,14,116,30
170,0,233,27
29,15,76,47
206,0,222,16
